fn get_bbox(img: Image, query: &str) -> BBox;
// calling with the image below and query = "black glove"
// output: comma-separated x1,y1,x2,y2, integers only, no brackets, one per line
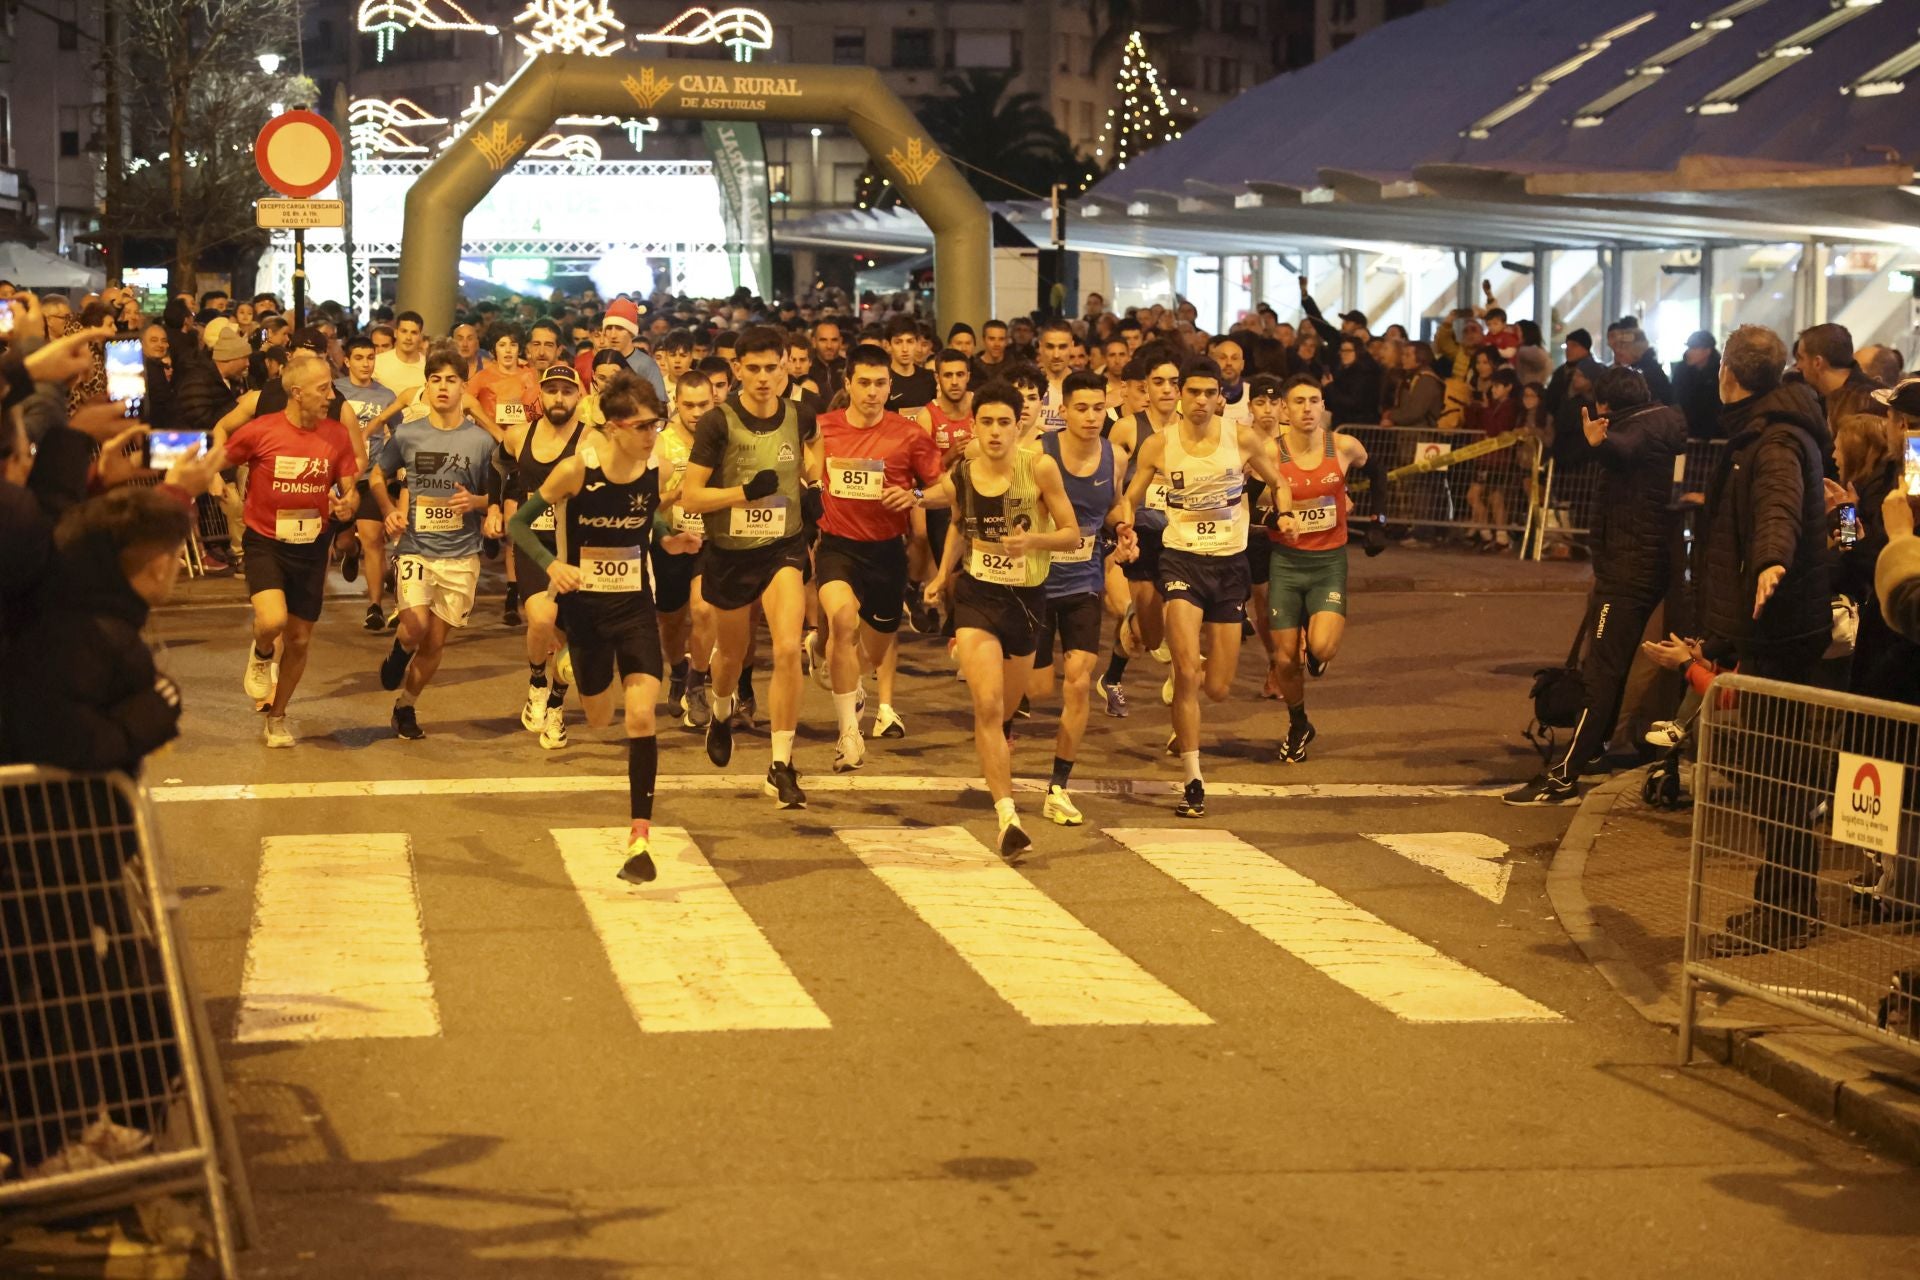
801,484,823,526
742,469,779,502
1260,504,1282,531
1364,515,1387,557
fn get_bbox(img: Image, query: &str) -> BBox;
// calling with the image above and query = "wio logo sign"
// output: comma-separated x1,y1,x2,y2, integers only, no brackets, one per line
1834,752,1904,857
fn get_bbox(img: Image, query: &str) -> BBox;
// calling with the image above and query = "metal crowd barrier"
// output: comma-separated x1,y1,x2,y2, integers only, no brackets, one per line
1680,676,1920,1065
1337,423,1539,545
1529,440,1730,564
0,767,254,1274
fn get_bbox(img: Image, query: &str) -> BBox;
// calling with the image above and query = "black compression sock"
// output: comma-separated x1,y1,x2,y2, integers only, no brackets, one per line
737,667,754,700
1051,756,1073,788
529,661,548,687
548,680,569,709
1288,701,1309,728
671,658,688,683
628,735,658,822
1104,652,1129,684
504,583,519,607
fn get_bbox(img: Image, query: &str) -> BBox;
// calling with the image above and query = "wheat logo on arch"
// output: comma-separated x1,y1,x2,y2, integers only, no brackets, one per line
886,137,942,186
470,121,526,170
623,67,675,112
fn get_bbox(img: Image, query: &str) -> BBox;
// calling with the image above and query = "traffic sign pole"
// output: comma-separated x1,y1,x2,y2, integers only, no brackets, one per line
293,229,306,329
254,110,343,330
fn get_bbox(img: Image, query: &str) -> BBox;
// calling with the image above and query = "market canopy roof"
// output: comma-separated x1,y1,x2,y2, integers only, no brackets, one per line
0,241,105,290
1077,0,1920,251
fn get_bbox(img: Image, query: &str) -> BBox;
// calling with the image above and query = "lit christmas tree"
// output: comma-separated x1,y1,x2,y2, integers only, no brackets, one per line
1088,31,1189,181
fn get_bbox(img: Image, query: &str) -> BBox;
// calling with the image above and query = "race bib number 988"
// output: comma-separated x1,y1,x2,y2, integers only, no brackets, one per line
414,501,463,533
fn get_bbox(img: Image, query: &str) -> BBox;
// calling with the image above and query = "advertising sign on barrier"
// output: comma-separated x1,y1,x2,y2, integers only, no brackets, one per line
1833,751,1904,857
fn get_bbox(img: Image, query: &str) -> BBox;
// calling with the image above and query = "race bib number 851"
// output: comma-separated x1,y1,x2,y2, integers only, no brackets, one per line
827,458,883,501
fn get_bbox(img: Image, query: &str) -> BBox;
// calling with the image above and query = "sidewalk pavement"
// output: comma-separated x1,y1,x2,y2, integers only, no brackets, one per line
1549,768,1920,1165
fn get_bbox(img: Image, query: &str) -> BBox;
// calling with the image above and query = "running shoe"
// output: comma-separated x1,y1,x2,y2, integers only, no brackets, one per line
1150,641,1171,664
554,647,574,687
1014,694,1031,720
732,694,756,730
263,715,294,749
1175,779,1206,819
521,681,547,732
363,603,385,632
391,703,425,741
805,630,829,689
705,707,733,766
618,824,657,885
996,812,1032,859
385,608,402,630
667,668,686,719
1160,676,1173,706
378,641,411,692
1280,718,1316,764
1042,785,1084,827
503,595,522,627
539,706,569,750
1502,774,1576,806
1095,677,1128,718
905,591,938,636
243,648,275,702
832,727,866,773
765,761,807,809
682,682,712,729
340,545,360,583
1305,649,1328,679
1644,720,1687,749
871,704,906,739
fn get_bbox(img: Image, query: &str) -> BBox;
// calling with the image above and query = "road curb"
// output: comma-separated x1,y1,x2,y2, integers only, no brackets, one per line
1545,766,1920,1166
1352,574,1592,594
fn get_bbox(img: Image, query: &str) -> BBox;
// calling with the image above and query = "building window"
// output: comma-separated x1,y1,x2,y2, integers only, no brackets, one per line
832,28,865,65
892,27,934,70
1332,0,1358,22
57,19,79,50
951,30,1013,70
1330,31,1355,50
58,130,80,158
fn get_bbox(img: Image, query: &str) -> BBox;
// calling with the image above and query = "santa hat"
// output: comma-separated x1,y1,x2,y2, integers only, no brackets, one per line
603,297,645,335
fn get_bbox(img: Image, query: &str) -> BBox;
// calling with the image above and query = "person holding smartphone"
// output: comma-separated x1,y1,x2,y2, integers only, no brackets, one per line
224,354,359,748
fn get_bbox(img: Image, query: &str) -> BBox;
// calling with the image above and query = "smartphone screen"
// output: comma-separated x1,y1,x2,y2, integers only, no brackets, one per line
0,299,14,336
144,430,202,472
104,337,146,419
1905,432,1920,497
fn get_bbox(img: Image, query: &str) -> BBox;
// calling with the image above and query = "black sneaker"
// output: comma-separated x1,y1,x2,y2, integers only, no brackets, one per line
363,603,385,632
379,641,411,692
1280,719,1316,764
732,694,756,729
905,591,937,635
667,668,686,718
705,710,733,767
504,596,522,627
764,761,806,809
1175,779,1206,819
1705,907,1819,958
1502,774,1576,806
1304,649,1328,679
618,851,657,885
340,546,361,583
391,703,425,741
1364,517,1388,557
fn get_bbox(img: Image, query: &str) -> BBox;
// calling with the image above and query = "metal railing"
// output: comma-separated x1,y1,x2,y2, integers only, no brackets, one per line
1339,423,1540,544
1680,675,1920,1064
0,767,254,1273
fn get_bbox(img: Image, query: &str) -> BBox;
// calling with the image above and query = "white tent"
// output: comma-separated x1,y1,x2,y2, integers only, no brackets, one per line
0,241,104,291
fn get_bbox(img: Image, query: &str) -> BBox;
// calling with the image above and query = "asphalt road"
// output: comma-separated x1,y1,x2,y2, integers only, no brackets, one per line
72,567,1920,1276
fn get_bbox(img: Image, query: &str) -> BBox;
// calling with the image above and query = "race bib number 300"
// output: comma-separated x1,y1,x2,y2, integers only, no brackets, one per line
414,501,463,533
969,545,1027,586
580,546,646,592
827,458,884,501
729,497,790,538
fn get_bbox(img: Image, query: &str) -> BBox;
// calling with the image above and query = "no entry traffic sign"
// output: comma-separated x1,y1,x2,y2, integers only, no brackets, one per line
255,110,343,199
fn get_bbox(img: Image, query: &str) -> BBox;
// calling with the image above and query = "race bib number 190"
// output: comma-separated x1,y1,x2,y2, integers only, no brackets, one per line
729,497,790,538
969,544,1027,586
827,458,883,501
580,546,645,592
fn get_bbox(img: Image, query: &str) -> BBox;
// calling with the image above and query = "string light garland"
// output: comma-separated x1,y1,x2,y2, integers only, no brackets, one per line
1082,30,1189,190
348,96,449,159
356,0,497,63
514,0,627,57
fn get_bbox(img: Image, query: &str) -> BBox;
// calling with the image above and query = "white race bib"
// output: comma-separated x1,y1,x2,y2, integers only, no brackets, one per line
1144,482,1172,512
1055,534,1095,563
495,400,526,427
275,508,322,544
968,544,1027,586
729,498,790,538
1177,512,1239,554
672,506,703,536
1295,495,1338,533
580,546,646,592
529,507,556,532
414,501,463,533
827,458,884,501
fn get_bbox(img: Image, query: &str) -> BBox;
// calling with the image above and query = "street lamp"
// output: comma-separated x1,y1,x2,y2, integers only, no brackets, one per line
257,51,283,75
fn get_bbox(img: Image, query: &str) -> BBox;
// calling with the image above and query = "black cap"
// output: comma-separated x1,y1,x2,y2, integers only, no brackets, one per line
1871,378,1920,416
1247,373,1287,400
1685,330,1716,351
1338,310,1369,327
1565,328,1593,351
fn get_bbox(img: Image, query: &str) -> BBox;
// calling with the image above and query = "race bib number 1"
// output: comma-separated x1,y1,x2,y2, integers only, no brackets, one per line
275,508,322,544
729,497,790,538
827,458,884,501
580,546,645,592
969,544,1027,586
414,501,463,533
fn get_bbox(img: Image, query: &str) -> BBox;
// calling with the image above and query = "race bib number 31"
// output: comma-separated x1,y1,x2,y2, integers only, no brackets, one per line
580,546,646,592
827,458,884,501
414,501,463,533
969,545,1027,586
729,497,790,538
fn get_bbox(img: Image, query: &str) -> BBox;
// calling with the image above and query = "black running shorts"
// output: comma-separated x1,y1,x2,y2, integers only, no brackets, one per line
698,535,809,612
814,533,907,634
952,573,1046,658
242,528,329,623
1157,545,1250,624
650,544,699,614
559,593,663,696
1035,592,1103,668
1122,524,1164,584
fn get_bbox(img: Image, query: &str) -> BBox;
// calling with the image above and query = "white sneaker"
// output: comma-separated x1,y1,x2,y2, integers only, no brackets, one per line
1645,719,1687,749
1161,676,1174,706
263,715,294,748
1042,785,1083,827
539,705,569,750
870,704,906,739
807,631,831,690
520,681,546,731
1150,641,1171,664
553,647,574,688
832,726,866,772
996,810,1032,858
243,649,274,702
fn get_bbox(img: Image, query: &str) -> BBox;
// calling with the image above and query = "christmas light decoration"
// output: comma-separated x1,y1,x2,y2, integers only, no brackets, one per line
349,96,448,159
632,6,773,64
527,132,605,168
1085,31,1190,185
356,0,498,63
513,0,626,57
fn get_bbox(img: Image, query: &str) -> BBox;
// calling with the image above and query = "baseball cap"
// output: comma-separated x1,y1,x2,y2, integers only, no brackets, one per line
1871,378,1920,416
211,333,249,362
1338,310,1369,327
539,363,582,388
1684,330,1716,351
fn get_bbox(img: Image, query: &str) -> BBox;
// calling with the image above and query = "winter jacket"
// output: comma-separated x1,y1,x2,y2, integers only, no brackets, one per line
1700,383,1832,660
1834,460,1905,700
1671,354,1722,440
168,350,240,435
1325,358,1381,427
1630,349,1674,405
1877,527,1920,646
1,522,184,776
1386,368,1444,428
1822,367,1887,438
1588,401,1684,598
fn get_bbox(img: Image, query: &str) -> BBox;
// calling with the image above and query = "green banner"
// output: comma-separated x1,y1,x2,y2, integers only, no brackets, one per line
702,121,772,298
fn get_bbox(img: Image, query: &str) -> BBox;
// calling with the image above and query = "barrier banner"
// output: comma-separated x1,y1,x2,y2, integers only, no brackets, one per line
702,121,773,297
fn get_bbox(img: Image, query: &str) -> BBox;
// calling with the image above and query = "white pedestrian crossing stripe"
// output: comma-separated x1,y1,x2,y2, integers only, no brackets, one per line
553,827,831,1033
1363,831,1512,904
836,826,1210,1027
235,833,439,1043
1104,828,1561,1024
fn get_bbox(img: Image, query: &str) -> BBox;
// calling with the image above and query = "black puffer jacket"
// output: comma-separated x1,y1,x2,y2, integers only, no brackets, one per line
1701,383,1832,659
1590,400,1686,597
1,527,181,776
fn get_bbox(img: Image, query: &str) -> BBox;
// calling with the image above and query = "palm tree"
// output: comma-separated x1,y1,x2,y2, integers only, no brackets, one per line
914,70,1082,202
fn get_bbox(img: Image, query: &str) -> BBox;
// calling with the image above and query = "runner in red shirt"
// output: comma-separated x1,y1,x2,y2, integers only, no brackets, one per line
907,347,975,632
469,323,544,624
223,354,360,747
817,343,944,770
